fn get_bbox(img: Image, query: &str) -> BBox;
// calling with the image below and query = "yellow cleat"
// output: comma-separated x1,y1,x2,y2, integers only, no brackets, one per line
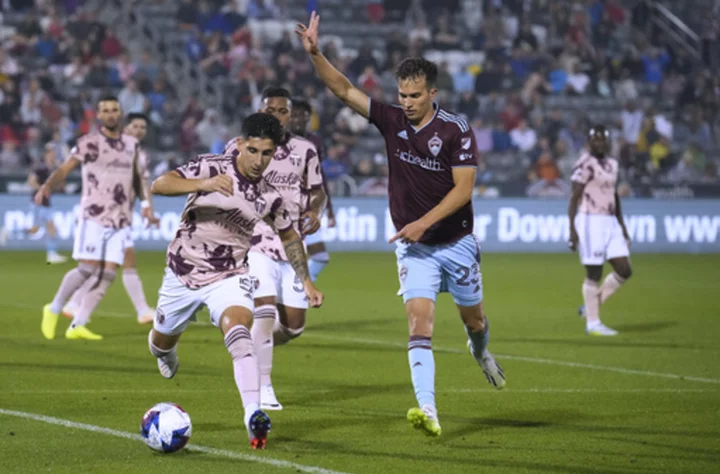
65,325,103,341
41,304,59,340
407,407,441,437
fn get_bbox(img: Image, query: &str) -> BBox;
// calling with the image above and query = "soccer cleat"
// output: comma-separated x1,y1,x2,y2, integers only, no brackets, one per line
578,305,586,319
41,304,59,340
247,410,271,449
467,341,506,389
46,252,68,264
586,322,618,336
407,405,441,437
62,304,75,319
260,385,283,411
137,308,155,325
65,325,103,340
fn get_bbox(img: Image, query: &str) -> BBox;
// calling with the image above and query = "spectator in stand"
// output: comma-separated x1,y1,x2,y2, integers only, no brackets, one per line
0,141,25,171
195,109,227,151
433,11,461,50
63,55,87,86
641,47,670,87
20,78,45,125
510,119,538,153
472,118,493,155
177,0,198,31
118,79,146,114
322,144,350,184
567,63,590,95
548,61,569,94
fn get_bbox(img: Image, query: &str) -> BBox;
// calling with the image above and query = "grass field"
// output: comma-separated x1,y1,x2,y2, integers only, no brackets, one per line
0,251,719,474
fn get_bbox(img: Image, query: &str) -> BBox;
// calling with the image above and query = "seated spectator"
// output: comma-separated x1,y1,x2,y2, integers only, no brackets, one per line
567,63,590,95
510,119,538,152
472,118,493,154
457,91,479,120
668,142,705,182
64,56,87,86
247,0,280,20
596,68,613,97
453,64,475,94
322,145,350,181
20,78,45,125
649,136,671,172
513,22,538,51
641,47,670,86
548,62,568,94
433,12,461,50
177,0,198,30
118,79,145,114
0,141,26,171
527,153,570,198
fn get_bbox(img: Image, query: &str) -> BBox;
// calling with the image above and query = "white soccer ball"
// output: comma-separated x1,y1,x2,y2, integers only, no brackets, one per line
140,402,192,453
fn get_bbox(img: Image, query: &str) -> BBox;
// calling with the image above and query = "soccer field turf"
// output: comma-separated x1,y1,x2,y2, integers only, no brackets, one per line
0,251,718,474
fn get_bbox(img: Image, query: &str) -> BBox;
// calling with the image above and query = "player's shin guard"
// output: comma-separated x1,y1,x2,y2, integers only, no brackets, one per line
308,252,329,282
582,279,601,324
408,336,436,409
465,317,489,359
225,325,260,418
272,320,304,346
251,305,277,387
49,263,95,314
70,269,116,328
122,268,151,317
599,272,625,304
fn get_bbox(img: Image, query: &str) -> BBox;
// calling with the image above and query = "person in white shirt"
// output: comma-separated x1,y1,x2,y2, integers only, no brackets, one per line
567,64,590,95
620,102,644,146
510,119,538,152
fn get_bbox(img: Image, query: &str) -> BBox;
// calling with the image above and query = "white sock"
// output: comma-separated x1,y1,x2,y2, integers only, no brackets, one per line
582,279,601,325
251,304,277,387
600,272,625,304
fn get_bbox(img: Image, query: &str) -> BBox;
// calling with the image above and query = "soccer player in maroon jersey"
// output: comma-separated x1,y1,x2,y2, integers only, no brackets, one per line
297,12,505,436
288,98,336,282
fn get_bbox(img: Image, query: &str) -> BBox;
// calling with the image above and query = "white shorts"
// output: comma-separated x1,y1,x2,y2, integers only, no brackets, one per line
247,252,308,309
154,267,256,336
72,219,130,266
575,213,630,266
124,230,134,249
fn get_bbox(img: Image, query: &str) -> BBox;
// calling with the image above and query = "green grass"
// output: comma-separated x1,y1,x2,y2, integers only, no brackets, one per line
0,251,719,474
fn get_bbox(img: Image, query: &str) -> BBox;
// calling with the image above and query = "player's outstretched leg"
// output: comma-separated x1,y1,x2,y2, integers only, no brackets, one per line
66,266,117,340
405,298,441,436
42,263,95,339
459,304,506,389
148,329,179,378
220,307,270,449
123,248,154,324
582,265,618,336
251,302,282,411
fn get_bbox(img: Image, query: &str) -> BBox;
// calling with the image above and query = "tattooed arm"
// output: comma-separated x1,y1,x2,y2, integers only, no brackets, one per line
277,226,324,307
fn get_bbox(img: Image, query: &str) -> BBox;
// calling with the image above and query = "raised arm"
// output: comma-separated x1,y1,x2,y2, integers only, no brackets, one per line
151,170,232,197
296,12,370,118
34,157,80,205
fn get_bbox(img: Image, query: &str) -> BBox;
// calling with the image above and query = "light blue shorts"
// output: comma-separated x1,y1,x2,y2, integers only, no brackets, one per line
31,204,52,227
395,234,483,307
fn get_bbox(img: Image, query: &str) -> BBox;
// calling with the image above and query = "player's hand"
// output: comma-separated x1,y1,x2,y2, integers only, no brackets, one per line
141,207,160,228
327,215,336,228
295,11,320,55
34,185,50,205
301,210,321,235
304,281,324,308
199,174,233,197
389,220,428,245
568,230,579,252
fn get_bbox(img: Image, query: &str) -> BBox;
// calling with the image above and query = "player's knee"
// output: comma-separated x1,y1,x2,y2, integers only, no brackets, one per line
617,265,632,280
405,301,434,336
274,323,304,346
149,329,178,355
586,265,603,282
219,306,254,334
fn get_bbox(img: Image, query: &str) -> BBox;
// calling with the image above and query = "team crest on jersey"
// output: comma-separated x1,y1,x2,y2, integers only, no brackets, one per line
399,264,408,281
254,195,267,214
428,134,443,157
289,153,301,167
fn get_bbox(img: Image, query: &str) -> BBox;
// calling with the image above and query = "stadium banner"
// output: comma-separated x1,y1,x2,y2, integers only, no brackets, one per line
0,196,719,253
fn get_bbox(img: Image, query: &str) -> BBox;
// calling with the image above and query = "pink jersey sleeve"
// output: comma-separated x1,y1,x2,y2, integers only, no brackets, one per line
305,146,323,191
570,153,593,185
174,154,222,180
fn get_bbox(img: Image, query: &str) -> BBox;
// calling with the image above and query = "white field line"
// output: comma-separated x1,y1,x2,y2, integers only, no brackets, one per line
0,408,350,474
5,301,720,385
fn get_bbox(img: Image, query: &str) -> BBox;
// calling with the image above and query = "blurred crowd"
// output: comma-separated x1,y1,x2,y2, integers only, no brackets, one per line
1,0,719,197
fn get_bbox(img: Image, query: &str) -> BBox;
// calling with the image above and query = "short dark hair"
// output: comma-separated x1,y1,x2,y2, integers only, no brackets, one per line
242,113,284,146
126,112,149,125
291,98,312,114
395,57,438,89
261,86,291,101
97,95,119,107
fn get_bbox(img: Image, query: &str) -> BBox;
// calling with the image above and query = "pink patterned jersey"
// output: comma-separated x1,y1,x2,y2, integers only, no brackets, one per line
167,154,292,289
129,145,150,203
71,131,141,229
570,152,619,215
226,134,322,262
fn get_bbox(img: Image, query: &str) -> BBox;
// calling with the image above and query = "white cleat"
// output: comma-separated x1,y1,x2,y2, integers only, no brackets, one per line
149,331,179,379
137,308,155,325
586,322,618,336
46,252,68,264
260,384,283,411
469,341,506,389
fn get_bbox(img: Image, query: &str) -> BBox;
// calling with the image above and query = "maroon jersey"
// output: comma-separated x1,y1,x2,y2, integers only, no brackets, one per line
304,131,334,217
369,100,478,245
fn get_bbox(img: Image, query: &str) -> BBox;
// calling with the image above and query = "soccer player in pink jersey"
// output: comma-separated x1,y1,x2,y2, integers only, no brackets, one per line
232,87,327,411
63,112,159,325
149,113,324,450
36,96,154,341
289,98,336,282
297,12,505,437
569,125,632,336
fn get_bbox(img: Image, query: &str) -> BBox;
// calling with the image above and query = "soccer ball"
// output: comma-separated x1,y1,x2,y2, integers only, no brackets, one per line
140,402,192,453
